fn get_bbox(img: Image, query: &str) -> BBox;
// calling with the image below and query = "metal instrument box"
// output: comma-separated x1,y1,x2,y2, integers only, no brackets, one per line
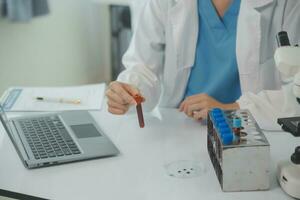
207,109,270,192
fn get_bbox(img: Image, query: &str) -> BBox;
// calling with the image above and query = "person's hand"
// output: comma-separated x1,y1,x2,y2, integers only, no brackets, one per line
179,94,239,120
106,81,142,115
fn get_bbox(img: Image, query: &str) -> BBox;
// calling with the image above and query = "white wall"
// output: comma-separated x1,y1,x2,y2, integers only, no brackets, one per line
0,0,112,94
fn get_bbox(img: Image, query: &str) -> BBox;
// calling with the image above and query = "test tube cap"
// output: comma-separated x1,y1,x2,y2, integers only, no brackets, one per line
218,122,229,129
222,133,234,145
233,118,242,128
212,112,223,119
215,116,225,124
220,127,231,136
212,108,222,113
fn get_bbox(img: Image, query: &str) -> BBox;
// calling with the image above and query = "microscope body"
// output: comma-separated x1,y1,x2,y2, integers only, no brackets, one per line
275,32,300,199
274,33,300,136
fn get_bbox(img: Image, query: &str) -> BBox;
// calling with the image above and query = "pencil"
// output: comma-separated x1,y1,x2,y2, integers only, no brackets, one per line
36,97,81,105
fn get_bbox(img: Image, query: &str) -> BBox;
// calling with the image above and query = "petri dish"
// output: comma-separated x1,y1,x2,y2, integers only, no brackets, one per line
165,160,207,179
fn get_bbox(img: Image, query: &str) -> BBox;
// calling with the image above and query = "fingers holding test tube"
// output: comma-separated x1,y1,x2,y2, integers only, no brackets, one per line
106,81,146,128
106,81,142,115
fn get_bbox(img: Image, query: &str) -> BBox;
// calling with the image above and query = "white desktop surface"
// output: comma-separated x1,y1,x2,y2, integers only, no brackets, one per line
0,108,299,200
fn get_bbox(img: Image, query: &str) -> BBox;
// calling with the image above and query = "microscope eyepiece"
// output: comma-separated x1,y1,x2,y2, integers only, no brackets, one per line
276,31,291,47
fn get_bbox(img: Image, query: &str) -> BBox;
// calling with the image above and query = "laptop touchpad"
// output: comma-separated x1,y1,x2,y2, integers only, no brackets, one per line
71,124,102,138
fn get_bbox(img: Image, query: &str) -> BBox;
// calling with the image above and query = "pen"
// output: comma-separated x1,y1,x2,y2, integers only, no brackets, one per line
133,94,145,128
35,97,81,105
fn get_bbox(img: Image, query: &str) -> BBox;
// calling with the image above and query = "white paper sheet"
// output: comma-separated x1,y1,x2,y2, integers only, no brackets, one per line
0,84,106,112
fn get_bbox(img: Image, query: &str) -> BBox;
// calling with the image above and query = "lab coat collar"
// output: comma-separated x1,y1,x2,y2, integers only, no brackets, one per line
236,0,274,92
169,0,198,70
171,0,274,7
168,0,274,71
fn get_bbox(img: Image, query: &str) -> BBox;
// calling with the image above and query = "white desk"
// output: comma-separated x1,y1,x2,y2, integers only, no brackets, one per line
0,108,299,200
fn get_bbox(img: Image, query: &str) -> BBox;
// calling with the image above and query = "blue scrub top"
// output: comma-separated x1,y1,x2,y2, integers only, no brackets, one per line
185,0,242,104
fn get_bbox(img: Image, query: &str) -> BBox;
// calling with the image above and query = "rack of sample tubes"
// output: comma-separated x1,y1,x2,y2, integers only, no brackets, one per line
207,108,270,192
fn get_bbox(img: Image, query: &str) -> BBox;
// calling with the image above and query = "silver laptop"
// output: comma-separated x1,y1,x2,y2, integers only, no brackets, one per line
0,105,119,169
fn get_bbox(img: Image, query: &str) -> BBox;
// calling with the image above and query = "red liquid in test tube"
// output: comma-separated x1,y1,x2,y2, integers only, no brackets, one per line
133,94,145,128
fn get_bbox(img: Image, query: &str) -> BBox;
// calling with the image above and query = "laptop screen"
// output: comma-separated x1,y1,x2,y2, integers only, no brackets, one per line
0,103,14,139
0,102,28,166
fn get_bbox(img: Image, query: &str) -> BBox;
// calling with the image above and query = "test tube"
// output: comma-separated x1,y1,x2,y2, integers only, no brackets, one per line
232,117,242,137
133,94,145,128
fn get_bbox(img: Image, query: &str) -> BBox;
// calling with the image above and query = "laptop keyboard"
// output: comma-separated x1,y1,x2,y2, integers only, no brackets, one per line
17,116,81,159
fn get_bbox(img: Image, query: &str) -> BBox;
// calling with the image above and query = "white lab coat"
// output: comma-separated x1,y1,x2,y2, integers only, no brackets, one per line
119,0,300,127
130,0,148,29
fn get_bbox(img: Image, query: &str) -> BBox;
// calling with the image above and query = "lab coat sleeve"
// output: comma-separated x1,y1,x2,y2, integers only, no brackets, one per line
237,84,300,129
237,90,285,130
237,91,283,123
117,0,167,112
